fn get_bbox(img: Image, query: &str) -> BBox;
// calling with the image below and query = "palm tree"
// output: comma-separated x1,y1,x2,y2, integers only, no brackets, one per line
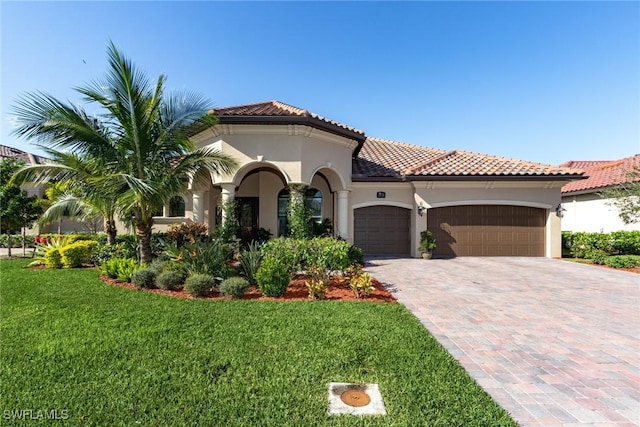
12,141,124,245
11,41,237,264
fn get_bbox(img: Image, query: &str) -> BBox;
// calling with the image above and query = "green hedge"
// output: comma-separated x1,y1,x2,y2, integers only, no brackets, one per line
562,231,640,258
0,234,36,248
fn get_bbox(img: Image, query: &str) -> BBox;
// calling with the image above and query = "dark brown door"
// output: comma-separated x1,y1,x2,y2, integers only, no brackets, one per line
427,205,545,257
354,206,410,255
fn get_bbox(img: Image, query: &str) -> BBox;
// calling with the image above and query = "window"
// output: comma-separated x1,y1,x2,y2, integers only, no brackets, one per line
169,196,186,217
277,188,322,236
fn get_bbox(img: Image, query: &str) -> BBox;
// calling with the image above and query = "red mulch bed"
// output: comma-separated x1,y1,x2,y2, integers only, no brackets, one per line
101,273,397,303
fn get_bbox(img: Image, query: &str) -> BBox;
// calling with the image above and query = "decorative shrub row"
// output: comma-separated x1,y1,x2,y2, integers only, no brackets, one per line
562,231,640,258
0,234,36,248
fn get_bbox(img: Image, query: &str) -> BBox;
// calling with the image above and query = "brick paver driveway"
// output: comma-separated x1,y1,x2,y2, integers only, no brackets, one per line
365,257,639,426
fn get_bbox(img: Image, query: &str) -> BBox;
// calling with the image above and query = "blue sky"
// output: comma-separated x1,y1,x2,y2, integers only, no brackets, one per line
1,1,638,165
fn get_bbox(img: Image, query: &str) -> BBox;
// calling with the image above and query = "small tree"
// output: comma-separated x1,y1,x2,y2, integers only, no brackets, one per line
0,158,42,256
287,185,312,239
600,166,640,225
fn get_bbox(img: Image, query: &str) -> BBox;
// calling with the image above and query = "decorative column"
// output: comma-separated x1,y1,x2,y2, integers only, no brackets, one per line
220,183,236,225
192,191,204,223
337,190,349,239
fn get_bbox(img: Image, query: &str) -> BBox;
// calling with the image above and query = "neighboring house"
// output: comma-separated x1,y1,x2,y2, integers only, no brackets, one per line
0,144,48,199
157,100,583,258
0,144,98,234
560,155,640,233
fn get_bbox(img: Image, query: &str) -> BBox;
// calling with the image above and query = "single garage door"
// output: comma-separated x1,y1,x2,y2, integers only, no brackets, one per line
427,205,546,257
355,206,410,255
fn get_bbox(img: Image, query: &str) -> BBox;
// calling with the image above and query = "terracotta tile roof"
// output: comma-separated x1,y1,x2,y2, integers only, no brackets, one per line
354,138,447,178
212,100,365,136
561,155,640,194
354,138,583,179
0,144,47,165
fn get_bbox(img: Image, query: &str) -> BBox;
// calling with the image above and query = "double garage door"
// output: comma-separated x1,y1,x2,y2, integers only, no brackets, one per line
355,204,545,257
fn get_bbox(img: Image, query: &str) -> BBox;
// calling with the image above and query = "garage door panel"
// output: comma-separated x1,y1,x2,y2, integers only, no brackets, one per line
354,206,410,255
427,205,545,257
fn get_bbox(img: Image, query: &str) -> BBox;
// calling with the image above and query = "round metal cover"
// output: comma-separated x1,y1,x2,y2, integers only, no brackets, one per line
340,389,371,407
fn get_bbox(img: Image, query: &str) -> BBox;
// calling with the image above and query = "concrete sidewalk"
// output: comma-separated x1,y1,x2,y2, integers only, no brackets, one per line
365,257,640,427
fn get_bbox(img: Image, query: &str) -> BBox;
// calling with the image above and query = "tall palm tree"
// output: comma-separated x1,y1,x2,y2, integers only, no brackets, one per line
11,41,237,264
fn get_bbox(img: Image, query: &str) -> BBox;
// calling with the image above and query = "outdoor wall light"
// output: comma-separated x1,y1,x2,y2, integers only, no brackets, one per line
555,204,566,218
417,204,425,216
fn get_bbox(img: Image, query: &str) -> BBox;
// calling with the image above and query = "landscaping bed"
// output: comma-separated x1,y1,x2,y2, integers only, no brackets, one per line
102,273,397,302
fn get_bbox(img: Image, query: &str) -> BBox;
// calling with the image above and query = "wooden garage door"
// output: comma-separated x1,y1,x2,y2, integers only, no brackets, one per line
355,206,410,255
427,205,545,257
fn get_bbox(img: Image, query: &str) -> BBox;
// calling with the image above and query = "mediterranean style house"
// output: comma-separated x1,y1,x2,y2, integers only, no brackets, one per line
560,155,640,233
151,100,584,258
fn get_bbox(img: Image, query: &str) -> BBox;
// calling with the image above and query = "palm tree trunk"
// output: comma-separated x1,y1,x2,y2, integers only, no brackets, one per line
105,218,117,245
135,218,154,265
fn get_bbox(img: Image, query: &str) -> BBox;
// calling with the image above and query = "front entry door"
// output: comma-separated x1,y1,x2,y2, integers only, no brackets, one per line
235,197,259,242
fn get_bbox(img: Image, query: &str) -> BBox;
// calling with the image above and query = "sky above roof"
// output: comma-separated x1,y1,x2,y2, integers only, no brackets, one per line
1,1,638,166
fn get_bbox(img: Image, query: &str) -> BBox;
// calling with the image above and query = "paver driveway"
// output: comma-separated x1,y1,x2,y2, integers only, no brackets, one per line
365,257,639,427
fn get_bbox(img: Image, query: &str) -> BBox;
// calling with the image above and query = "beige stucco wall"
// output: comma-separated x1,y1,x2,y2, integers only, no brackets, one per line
191,124,353,190
561,193,640,232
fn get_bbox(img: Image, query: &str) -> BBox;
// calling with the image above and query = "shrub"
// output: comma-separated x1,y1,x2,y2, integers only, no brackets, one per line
164,239,234,279
0,234,35,248
564,231,640,258
347,244,364,267
260,238,301,271
585,249,609,265
604,255,640,269
256,257,291,297
89,242,137,266
184,273,215,297
219,277,250,299
156,271,185,290
59,241,98,268
305,278,326,300
349,270,374,299
101,258,140,282
147,260,167,276
238,241,262,285
609,231,640,255
131,268,156,289
166,222,209,247
44,248,63,269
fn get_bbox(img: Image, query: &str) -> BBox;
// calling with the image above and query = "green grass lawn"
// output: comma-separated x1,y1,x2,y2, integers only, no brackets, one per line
0,259,516,426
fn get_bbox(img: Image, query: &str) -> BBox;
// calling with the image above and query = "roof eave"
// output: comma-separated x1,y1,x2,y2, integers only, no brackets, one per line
217,115,367,146
406,174,585,181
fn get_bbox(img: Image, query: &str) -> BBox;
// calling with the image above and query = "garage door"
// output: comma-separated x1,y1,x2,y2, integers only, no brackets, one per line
427,205,546,257
355,206,410,255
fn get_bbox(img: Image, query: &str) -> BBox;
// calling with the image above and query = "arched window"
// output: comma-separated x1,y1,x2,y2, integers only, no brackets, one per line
277,188,322,236
169,196,186,217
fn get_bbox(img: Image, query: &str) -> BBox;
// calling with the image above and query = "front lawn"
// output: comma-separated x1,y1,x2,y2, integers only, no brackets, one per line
0,260,516,426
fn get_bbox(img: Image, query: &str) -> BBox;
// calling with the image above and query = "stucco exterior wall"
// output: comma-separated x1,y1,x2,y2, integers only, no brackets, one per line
192,124,353,189
561,193,640,232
